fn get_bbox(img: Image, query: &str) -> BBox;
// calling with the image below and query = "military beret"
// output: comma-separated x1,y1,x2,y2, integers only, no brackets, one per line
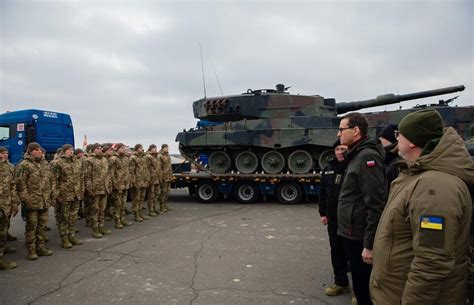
148,144,157,151
115,143,125,150
134,144,143,151
379,124,398,144
62,144,73,153
27,142,42,153
0,147,8,153
399,109,444,148
86,144,93,153
102,145,112,152
74,148,84,155
91,143,102,152
161,144,168,149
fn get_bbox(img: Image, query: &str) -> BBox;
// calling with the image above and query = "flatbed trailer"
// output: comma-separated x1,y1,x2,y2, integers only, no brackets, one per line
172,171,320,204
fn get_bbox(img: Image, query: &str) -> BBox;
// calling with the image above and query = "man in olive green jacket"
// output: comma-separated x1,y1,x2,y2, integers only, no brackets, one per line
371,109,473,305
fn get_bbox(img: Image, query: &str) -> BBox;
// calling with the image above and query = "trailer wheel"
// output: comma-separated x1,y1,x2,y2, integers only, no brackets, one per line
276,181,303,205
233,181,260,204
196,181,219,203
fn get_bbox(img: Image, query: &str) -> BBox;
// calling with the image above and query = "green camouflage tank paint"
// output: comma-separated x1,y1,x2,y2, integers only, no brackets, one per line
176,84,469,174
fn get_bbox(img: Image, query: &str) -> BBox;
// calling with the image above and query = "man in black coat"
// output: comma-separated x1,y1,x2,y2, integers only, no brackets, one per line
319,139,351,297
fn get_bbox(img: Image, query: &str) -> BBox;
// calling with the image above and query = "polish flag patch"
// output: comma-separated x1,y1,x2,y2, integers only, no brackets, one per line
366,160,376,167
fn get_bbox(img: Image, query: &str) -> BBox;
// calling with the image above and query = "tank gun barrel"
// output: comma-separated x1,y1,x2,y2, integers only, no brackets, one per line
336,85,465,114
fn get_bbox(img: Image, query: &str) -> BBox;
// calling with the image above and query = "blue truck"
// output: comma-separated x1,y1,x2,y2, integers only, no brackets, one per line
0,109,74,164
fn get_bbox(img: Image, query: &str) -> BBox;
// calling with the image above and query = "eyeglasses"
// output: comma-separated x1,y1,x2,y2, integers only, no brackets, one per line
338,126,354,133
394,130,401,138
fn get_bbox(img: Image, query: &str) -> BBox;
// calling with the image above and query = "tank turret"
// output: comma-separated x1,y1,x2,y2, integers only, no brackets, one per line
177,84,470,174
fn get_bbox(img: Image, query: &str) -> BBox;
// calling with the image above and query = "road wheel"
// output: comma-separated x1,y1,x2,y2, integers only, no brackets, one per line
235,151,259,174
288,150,313,174
261,151,285,174
209,151,231,174
233,181,260,204
196,181,219,203
276,181,303,204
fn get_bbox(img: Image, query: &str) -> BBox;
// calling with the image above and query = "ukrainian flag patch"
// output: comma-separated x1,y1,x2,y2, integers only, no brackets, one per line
420,216,443,231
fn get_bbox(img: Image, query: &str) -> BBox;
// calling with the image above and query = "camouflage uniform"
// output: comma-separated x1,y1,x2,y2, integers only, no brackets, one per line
129,150,149,221
104,150,115,220
16,153,55,259
84,152,111,238
158,149,173,213
52,154,84,248
0,157,19,269
110,150,131,228
145,150,161,216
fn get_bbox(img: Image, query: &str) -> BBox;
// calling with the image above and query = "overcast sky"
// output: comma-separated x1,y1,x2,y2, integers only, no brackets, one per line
1,0,472,152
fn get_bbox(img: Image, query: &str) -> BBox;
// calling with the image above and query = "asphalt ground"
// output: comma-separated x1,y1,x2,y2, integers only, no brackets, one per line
0,189,353,305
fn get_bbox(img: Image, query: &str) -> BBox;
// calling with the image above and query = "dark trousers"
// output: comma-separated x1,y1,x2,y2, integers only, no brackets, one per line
327,220,349,286
341,237,373,305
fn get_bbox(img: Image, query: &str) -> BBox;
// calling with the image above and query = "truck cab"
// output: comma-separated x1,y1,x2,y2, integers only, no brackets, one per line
0,109,74,164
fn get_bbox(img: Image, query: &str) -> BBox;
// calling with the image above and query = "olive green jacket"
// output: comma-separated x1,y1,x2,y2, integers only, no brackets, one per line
371,127,474,305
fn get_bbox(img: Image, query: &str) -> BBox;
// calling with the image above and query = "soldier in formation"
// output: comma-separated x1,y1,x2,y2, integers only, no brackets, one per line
146,144,161,217
84,143,111,238
158,144,173,214
110,143,132,229
52,144,84,249
129,144,150,222
16,142,54,260
0,147,19,270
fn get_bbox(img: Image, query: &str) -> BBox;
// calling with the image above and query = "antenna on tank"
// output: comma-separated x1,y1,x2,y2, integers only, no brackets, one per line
199,43,207,98
211,61,224,96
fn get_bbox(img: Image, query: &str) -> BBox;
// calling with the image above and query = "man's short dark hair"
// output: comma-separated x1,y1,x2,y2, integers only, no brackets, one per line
341,112,368,137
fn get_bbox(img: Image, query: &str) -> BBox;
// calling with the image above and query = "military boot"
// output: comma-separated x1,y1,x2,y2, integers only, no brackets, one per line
164,205,172,212
324,285,350,296
121,217,132,226
125,207,132,215
6,233,17,241
92,227,102,239
69,235,83,246
134,212,143,222
115,218,124,229
61,237,73,249
0,256,17,270
27,245,38,260
148,209,157,217
4,246,16,254
139,211,149,220
37,246,53,256
99,226,112,235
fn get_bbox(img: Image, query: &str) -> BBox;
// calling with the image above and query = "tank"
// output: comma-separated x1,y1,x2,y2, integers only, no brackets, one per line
176,84,469,174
